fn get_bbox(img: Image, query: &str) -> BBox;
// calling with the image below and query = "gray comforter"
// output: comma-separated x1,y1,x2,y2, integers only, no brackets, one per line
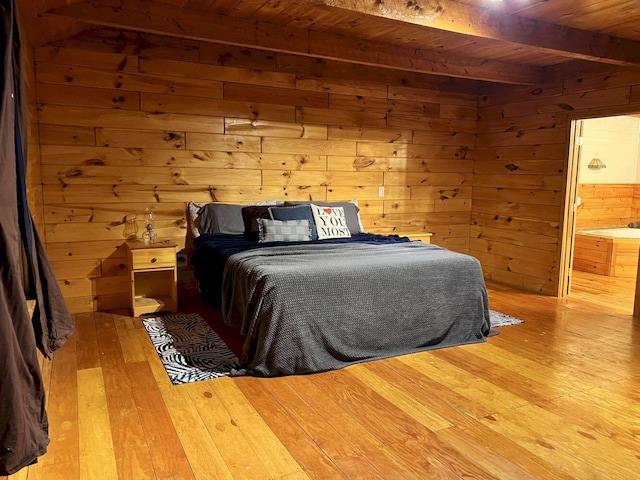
221,241,490,376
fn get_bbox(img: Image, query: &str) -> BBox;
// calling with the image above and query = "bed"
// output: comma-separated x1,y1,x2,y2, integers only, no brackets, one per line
573,227,640,278
190,201,491,377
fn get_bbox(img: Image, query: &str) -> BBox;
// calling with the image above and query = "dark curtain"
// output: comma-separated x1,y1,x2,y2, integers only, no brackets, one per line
1,0,74,475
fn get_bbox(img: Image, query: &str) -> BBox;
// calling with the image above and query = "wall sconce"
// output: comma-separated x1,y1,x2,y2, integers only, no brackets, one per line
587,157,606,170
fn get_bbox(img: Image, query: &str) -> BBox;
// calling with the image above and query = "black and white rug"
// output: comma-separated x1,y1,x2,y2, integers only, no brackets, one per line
143,310,523,385
489,310,524,327
142,313,241,385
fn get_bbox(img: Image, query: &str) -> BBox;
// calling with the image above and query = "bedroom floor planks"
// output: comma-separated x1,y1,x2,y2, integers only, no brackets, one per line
4,270,640,480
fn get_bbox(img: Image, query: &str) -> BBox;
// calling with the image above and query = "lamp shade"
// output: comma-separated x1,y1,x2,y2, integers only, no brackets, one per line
587,158,606,170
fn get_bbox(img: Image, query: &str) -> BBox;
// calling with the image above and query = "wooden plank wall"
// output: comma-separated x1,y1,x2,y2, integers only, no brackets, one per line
17,0,87,53
474,70,640,295
633,184,640,220
34,29,478,313
576,183,635,229
20,10,44,233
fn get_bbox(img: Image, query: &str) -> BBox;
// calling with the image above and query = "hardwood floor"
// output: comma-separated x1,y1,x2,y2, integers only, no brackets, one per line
4,271,640,479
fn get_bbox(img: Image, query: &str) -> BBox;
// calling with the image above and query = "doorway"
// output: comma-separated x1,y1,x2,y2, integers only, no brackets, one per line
561,114,640,314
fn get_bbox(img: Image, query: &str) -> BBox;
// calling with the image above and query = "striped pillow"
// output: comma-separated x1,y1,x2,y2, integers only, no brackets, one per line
258,219,312,243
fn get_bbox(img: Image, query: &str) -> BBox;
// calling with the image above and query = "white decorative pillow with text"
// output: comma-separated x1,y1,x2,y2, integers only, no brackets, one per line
310,204,351,240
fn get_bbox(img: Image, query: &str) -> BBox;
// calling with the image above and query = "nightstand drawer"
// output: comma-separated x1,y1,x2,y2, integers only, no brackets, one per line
130,247,175,269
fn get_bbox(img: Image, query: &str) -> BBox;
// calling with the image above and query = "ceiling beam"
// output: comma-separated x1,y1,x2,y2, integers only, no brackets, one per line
44,0,543,85
319,0,640,66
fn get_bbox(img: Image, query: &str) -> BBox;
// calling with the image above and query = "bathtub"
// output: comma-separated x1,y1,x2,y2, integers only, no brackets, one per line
573,227,640,277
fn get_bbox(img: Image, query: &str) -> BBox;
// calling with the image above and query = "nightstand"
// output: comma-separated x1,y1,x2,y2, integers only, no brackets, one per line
401,232,433,243
125,240,178,317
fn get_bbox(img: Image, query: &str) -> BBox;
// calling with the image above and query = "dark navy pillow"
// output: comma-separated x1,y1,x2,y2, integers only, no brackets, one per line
241,205,272,241
269,205,318,240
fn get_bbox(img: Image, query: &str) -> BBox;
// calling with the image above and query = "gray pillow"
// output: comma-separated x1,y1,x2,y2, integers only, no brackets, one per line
258,219,311,242
198,203,246,235
196,200,284,235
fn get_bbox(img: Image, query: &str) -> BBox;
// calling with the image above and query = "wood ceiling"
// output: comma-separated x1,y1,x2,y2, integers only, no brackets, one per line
18,0,640,88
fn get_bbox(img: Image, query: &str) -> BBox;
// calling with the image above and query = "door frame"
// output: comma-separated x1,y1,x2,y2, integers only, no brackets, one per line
558,106,640,297
557,119,583,297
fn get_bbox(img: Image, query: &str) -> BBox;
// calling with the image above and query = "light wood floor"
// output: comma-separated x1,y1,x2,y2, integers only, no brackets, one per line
4,271,640,480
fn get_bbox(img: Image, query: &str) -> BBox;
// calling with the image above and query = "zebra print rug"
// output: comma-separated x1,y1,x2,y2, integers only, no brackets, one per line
489,310,524,327
143,310,521,384
142,313,242,385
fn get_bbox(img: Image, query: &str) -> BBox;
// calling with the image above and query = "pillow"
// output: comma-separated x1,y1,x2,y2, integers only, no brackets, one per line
187,201,205,237
242,205,272,241
269,205,318,240
286,200,363,234
258,219,311,243
311,204,351,240
194,200,283,236
198,203,246,235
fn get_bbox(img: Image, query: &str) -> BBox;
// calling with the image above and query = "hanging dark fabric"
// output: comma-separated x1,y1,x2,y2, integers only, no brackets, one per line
0,0,74,475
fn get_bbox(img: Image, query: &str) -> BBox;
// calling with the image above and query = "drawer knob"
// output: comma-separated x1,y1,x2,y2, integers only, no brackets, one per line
150,257,157,263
